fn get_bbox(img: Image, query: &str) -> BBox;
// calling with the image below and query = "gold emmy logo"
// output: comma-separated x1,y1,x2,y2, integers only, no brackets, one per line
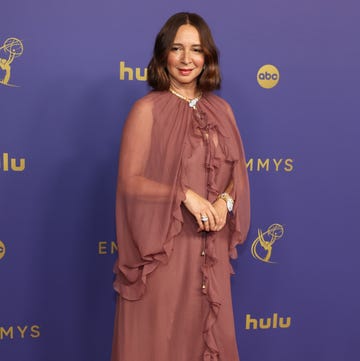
251,224,284,263
257,64,280,89
0,240,5,260
0,37,24,87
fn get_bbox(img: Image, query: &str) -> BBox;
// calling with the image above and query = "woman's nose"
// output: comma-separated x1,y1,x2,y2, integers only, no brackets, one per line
181,49,191,64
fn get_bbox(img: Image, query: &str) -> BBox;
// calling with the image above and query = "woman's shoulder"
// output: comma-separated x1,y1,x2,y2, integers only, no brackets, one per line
205,92,234,116
126,91,174,125
131,91,169,112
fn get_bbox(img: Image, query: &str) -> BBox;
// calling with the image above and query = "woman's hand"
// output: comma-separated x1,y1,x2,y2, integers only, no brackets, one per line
212,198,228,231
183,189,220,232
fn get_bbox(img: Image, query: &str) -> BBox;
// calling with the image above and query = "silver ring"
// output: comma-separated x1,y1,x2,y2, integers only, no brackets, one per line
201,215,209,222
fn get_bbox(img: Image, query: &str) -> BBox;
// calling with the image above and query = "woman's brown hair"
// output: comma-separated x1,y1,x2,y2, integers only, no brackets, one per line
147,12,221,91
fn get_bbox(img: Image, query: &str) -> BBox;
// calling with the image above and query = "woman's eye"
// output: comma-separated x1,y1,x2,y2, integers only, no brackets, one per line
193,48,203,53
171,46,181,51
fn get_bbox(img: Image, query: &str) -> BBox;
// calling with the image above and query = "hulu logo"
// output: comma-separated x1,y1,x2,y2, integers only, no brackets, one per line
119,61,147,81
245,313,291,330
0,152,26,172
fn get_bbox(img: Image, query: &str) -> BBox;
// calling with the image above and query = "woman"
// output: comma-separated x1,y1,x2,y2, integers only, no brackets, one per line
112,12,250,361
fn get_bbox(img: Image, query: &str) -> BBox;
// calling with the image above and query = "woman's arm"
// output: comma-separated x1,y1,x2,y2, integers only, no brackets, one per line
117,98,174,201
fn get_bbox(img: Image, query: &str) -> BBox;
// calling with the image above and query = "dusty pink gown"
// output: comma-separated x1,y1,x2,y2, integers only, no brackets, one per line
111,91,250,361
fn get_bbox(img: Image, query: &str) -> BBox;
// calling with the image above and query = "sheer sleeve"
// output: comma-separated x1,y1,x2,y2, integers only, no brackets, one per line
117,99,174,200
223,101,251,259
113,94,187,300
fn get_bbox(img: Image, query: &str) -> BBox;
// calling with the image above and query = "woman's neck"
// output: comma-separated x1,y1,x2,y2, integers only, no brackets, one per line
169,82,199,99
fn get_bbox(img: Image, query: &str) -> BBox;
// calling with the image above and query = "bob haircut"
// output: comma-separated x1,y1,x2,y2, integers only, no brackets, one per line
147,12,221,92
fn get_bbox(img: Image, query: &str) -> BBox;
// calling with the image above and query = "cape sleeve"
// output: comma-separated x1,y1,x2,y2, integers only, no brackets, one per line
113,96,186,300
224,101,251,259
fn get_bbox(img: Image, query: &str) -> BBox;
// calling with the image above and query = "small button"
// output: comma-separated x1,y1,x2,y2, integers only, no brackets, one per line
201,250,205,256
202,284,206,289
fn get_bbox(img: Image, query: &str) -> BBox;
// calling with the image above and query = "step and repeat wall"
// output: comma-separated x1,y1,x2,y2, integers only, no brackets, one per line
1,1,359,360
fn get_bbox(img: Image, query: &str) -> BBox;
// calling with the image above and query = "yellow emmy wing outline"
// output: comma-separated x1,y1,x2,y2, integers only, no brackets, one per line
0,37,24,87
251,224,284,263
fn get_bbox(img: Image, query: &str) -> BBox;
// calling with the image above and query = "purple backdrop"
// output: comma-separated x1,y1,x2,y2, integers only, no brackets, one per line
1,0,359,360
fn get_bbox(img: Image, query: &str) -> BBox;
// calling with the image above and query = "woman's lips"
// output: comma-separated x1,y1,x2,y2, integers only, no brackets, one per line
178,68,193,75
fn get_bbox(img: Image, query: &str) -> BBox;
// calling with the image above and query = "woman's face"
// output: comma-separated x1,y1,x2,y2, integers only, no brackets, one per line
166,24,205,91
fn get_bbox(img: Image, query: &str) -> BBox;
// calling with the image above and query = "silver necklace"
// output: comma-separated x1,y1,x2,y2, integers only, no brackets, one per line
169,88,202,109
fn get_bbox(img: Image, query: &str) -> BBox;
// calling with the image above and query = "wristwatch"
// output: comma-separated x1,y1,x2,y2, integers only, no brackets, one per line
218,193,234,212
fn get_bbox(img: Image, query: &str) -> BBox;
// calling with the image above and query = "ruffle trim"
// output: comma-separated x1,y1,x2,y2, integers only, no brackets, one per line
113,185,186,301
201,231,221,361
190,107,244,360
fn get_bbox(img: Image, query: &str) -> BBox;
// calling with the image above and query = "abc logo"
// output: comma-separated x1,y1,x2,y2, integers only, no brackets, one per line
257,64,280,89
0,240,5,260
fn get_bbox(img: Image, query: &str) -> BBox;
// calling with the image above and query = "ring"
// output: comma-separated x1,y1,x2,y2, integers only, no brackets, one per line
201,215,209,222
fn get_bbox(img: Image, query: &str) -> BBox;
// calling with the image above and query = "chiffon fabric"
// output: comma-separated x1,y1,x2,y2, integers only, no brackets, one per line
111,91,250,361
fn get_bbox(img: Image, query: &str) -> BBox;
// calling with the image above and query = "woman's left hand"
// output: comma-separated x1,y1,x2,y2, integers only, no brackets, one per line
212,198,228,231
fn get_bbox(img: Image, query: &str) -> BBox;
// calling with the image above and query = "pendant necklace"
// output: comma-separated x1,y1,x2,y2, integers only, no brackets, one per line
169,87,202,109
